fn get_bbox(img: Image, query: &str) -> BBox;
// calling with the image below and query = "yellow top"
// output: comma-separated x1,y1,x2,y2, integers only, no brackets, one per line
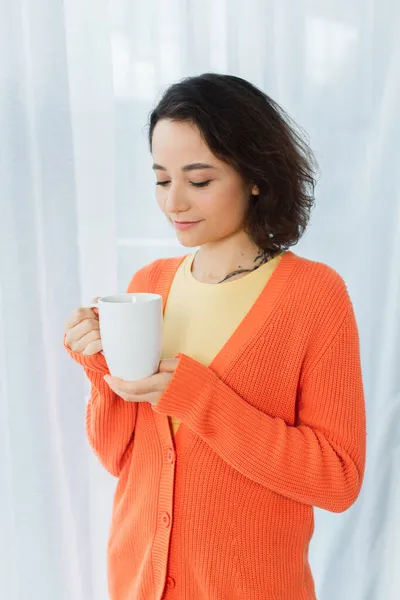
161,251,284,436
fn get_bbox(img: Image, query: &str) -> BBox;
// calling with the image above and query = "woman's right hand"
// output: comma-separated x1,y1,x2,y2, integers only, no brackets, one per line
64,297,103,356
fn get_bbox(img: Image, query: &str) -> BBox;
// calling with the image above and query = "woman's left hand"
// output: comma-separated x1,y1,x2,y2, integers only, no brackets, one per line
103,358,179,406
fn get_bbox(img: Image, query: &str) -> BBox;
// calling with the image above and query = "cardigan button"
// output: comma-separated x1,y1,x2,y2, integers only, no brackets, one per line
166,576,176,588
167,448,175,464
161,512,171,527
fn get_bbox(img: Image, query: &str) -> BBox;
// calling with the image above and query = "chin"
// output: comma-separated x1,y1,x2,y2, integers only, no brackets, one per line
175,231,203,248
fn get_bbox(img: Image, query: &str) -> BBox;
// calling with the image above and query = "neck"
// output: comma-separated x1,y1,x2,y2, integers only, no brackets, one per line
192,230,272,284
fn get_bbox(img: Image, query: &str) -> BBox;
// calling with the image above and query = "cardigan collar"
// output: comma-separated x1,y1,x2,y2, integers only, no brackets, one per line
153,250,300,378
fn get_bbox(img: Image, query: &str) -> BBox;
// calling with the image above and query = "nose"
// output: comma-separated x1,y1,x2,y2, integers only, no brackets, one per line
164,183,190,214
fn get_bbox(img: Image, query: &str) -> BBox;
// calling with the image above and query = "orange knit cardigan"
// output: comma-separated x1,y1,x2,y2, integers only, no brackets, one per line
64,250,366,600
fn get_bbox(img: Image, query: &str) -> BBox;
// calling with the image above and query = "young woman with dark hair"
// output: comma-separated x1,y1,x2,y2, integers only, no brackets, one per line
64,73,366,600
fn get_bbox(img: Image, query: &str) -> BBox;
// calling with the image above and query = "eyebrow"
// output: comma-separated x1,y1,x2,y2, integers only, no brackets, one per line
152,162,217,172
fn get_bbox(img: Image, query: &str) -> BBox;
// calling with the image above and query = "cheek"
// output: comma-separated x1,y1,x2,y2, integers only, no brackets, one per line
204,186,248,223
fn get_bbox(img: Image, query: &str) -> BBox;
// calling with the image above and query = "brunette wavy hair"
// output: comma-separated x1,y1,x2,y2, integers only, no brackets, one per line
148,73,317,255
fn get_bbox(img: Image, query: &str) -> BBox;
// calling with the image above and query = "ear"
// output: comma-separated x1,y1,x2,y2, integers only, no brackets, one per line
251,184,260,196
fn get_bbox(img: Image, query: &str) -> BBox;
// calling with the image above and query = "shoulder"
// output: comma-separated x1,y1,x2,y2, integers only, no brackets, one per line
287,252,357,348
290,252,352,309
126,255,189,293
288,253,361,380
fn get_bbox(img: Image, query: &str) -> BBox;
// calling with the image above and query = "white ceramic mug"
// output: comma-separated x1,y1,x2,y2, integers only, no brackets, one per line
90,293,163,382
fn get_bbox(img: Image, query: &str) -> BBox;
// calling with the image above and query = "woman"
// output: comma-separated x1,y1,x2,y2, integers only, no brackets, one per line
64,73,366,600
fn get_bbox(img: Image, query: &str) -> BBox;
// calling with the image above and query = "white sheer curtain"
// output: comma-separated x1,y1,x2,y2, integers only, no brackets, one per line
1,1,399,598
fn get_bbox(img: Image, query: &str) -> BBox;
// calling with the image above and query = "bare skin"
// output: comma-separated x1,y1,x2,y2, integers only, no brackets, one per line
152,119,279,285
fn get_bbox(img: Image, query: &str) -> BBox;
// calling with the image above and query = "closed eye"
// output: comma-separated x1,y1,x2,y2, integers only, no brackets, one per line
191,180,211,188
156,180,212,188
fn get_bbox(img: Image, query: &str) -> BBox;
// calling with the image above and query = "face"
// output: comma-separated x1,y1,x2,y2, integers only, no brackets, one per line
151,119,255,247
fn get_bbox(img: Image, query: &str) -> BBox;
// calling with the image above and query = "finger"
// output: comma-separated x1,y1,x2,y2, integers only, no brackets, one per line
158,358,179,373
81,339,103,356
103,378,152,402
65,319,99,349
103,378,132,400
73,318,100,340
68,329,101,354
65,307,99,330
130,392,160,405
116,388,160,405
104,372,170,395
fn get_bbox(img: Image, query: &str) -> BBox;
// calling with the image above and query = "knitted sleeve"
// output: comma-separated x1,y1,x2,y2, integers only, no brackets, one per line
63,261,160,477
152,303,367,512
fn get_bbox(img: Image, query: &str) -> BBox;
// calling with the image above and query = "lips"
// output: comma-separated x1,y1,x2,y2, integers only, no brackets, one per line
173,220,201,231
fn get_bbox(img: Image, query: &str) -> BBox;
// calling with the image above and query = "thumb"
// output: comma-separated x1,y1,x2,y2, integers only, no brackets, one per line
158,358,179,373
